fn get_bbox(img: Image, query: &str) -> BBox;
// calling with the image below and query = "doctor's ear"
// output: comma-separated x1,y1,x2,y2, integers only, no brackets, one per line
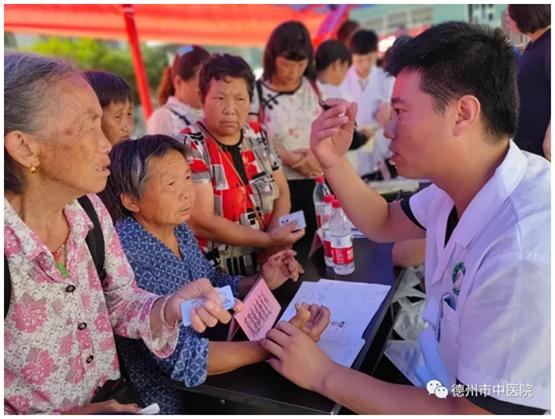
120,193,140,214
452,95,481,137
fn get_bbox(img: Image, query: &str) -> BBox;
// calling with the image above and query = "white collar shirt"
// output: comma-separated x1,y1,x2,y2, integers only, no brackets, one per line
408,141,550,410
339,65,393,127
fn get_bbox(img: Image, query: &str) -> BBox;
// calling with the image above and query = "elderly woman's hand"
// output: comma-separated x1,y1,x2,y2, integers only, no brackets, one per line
165,278,243,333
64,400,141,415
261,248,305,290
268,223,305,247
288,303,330,342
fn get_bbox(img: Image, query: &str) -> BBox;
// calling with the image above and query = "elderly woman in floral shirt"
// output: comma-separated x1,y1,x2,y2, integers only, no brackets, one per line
4,53,235,414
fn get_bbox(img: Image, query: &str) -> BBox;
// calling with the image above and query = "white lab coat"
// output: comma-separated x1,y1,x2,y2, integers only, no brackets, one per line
340,66,394,175
395,142,550,410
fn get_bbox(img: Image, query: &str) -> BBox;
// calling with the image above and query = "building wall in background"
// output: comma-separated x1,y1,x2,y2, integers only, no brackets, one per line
352,4,509,38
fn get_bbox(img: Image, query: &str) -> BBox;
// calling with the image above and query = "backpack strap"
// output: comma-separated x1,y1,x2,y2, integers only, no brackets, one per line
255,79,266,124
78,195,106,283
4,256,11,318
4,195,106,318
308,77,322,100
168,108,191,126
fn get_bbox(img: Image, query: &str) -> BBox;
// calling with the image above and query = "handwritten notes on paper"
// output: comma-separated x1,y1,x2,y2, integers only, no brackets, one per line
234,278,281,341
280,279,391,367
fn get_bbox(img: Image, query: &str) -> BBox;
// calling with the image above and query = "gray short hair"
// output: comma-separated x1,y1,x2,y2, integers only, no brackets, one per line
4,53,78,194
102,135,189,221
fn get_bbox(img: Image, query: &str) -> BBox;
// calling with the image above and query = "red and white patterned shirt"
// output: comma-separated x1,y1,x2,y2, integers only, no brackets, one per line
4,194,179,414
181,121,281,276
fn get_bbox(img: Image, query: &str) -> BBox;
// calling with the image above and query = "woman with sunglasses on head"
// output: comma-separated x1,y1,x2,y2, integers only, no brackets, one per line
147,45,210,137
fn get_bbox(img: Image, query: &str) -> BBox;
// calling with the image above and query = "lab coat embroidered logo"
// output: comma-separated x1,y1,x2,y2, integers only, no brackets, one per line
451,262,465,296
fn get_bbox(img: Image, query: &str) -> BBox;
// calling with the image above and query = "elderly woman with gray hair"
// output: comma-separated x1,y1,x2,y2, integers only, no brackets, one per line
102,134,329,414
4,53,238,414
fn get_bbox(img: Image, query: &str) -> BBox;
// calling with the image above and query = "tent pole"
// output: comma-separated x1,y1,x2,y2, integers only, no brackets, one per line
122,4,152,119
315,4,352,46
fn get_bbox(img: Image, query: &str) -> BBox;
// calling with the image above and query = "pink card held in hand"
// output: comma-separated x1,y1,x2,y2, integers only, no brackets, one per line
234,278,281,341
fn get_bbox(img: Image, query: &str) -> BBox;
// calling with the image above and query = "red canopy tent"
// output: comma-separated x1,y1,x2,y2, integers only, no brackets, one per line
5,4,353,118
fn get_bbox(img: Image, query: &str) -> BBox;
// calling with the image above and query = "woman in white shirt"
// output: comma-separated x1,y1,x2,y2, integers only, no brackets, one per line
147,45,209,137
315,39,352,102
315,39,366,170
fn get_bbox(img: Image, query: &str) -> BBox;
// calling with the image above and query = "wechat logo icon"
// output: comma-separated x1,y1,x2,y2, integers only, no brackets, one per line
426,379,449,399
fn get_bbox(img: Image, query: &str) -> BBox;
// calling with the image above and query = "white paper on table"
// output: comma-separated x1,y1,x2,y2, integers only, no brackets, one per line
279,279,391,367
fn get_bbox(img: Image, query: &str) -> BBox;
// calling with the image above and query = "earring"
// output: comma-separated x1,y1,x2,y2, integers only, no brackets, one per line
29,165,38,174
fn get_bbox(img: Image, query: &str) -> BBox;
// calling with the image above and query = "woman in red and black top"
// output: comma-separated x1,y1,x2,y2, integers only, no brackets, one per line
181,54,304,276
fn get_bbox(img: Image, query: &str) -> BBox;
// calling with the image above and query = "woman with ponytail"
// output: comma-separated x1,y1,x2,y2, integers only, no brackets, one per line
147,45,210,137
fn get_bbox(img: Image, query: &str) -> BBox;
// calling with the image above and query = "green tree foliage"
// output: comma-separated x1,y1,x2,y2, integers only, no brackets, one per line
21,36,169,104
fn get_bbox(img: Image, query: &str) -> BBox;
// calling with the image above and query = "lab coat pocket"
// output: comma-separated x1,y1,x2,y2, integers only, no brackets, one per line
438,299,460,379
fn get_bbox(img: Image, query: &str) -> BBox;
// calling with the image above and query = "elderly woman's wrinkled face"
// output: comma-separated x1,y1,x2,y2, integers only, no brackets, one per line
134,150,195,228
35,75,112,195
203,76,250,141
101,100,134,145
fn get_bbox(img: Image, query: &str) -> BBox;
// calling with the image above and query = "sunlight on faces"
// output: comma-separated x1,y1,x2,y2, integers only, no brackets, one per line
352,53,377,78
34,75,112,195
202,76,250,141
101,100,134,145
385,70,454,180
274,56,308,89
130,150,195,228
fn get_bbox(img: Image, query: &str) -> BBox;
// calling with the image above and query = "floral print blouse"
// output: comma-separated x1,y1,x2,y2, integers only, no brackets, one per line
250,77,322,180
4,194,179,414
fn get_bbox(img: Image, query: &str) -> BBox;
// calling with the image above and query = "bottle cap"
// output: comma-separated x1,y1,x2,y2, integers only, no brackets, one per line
332,199,341,209
324,194,334,203
315,176,325,184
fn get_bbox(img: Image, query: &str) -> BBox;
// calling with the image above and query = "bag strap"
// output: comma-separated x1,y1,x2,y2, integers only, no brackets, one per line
308,77,322,100
78,195,106,283
4,195,105,318
255,79,266,124
4,256,11,318
168,108,191,126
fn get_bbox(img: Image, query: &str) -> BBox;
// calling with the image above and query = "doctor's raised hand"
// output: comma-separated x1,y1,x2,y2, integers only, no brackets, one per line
310,99,358,170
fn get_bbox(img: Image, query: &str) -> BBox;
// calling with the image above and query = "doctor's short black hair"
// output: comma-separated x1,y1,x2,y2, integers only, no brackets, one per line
386,21,519,142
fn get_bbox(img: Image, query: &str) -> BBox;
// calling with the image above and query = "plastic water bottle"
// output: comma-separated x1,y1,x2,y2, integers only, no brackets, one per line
313,176,331,229
322,194,335,267
329,199,355,275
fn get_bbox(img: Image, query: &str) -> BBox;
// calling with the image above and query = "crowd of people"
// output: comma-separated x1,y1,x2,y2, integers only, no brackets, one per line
4,4,551,415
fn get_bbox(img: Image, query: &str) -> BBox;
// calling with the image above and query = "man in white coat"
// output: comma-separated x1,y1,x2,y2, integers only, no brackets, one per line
261,22,550,414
